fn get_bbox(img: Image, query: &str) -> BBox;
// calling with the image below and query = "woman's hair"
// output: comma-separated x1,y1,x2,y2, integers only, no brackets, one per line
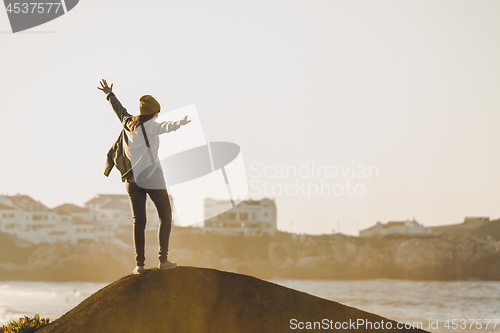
128,112,158,131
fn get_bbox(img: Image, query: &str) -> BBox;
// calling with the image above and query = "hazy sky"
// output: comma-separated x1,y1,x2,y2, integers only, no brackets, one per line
1,0,500,235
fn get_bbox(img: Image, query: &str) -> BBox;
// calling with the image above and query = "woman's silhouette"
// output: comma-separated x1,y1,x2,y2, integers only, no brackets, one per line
98,79,191,274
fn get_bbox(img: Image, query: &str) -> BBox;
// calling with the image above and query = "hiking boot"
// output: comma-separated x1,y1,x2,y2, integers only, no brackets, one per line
133,265,146,274
158,260,177,269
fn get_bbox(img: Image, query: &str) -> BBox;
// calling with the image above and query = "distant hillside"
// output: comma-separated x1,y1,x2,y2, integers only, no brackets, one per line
37,267,427,333
1,229,499,281
0,232,34,265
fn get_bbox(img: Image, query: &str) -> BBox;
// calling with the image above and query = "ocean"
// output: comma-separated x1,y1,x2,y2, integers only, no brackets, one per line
0,279,499,332
273,279,500,332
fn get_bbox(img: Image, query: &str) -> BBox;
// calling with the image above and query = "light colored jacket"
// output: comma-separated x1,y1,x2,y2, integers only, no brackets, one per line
104,92,180,182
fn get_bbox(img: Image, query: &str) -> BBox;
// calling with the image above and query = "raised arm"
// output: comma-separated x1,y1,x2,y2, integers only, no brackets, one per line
98,79,131,127
158,115,191,134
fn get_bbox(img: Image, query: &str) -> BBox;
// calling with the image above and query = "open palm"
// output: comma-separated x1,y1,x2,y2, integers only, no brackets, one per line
180,115,191,125
97,79,113,94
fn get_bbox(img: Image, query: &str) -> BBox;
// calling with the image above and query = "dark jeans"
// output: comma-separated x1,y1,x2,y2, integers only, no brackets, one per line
125,179,173,266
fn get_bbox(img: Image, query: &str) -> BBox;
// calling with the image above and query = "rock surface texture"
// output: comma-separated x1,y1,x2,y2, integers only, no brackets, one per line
37,267,427,333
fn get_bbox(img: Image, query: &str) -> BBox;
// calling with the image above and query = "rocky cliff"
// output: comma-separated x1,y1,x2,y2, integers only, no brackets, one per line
265,233,500,280
2,226,500,281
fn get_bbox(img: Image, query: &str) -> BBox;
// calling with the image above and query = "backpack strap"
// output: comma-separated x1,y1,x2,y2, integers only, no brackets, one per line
140,123,155,164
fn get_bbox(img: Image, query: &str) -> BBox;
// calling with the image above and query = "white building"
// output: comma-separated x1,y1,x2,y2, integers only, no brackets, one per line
0,201,24,233
53,203,94,222
0,194,123,246
0,194,58,233
203,198,277,236
84,193,175,229
51,203,118,245
359,219,430,237
43,217,117,245
84,194,132,227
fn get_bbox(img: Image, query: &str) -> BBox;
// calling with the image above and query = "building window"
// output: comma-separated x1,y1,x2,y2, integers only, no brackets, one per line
239,212,248,221
3,213,14,218
264,212,269,218
227,213,237,220
251,212,257,220
218,213,227,221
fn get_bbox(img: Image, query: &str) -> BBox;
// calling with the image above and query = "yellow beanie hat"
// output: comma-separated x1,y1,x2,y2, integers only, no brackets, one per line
139,95,161,116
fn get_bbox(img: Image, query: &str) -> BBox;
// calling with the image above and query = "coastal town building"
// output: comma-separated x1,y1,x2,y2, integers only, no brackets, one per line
0,194,59,233
359,219,430,237
0,192,180,246
431,216,490,235
53,203,94,222
84,193,175,229
463,216,490,224
43,217,117,245
84,194,133,227
0,194,124,246
203,198,277,236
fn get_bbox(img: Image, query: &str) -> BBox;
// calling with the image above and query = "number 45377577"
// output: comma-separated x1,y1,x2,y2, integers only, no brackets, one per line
443,319,499,330
6,3,62,14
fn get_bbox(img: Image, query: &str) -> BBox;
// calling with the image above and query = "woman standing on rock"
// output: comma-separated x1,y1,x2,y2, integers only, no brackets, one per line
98,79,191,274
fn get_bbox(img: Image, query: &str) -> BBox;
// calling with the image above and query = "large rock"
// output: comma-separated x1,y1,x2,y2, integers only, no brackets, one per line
37,267,427,333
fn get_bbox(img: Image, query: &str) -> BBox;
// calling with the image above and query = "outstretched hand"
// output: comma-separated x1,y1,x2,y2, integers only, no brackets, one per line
97,79,113,94
180,115,191,126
